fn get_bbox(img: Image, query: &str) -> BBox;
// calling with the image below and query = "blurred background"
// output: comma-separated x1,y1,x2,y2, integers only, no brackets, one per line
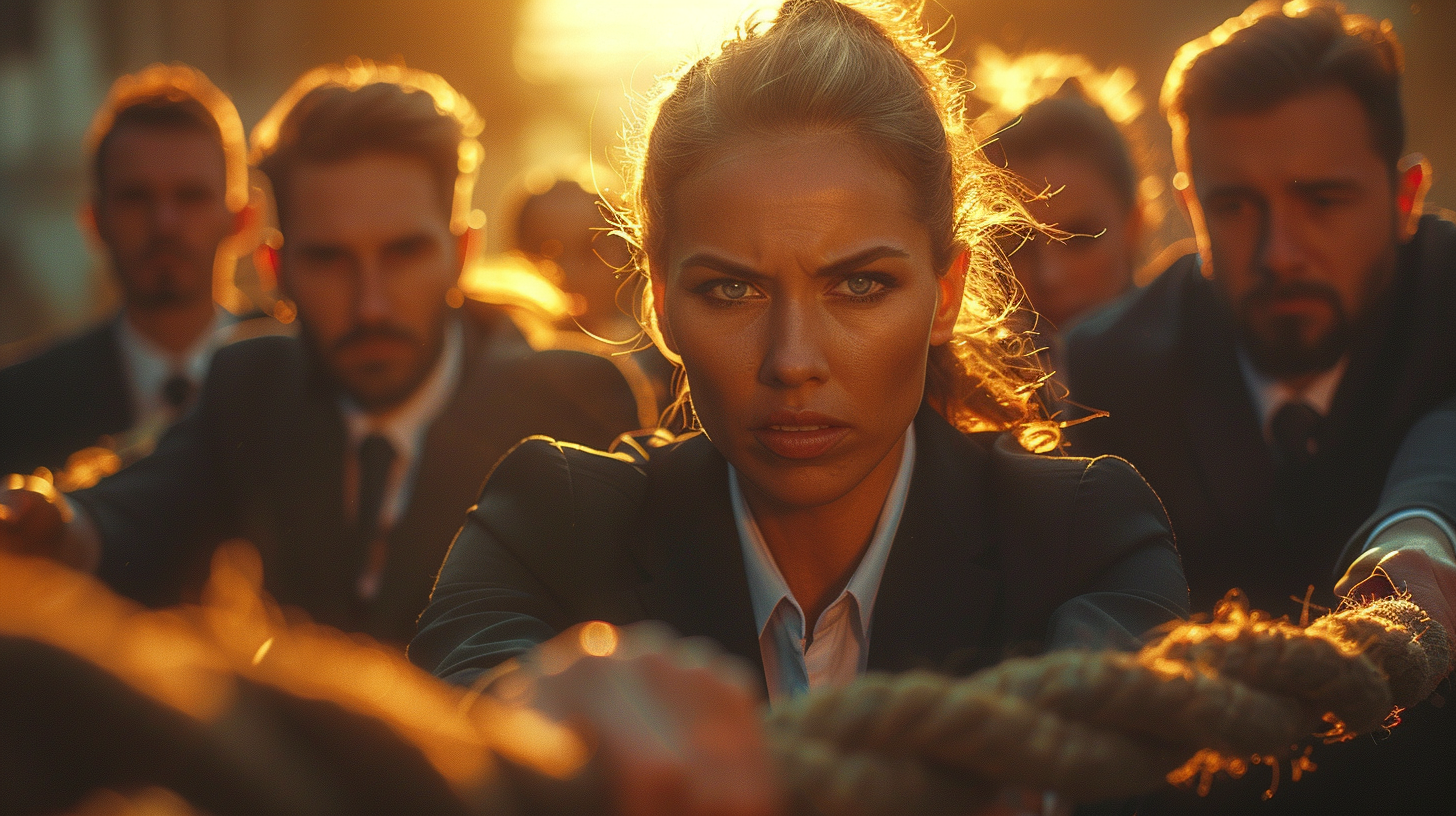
1,0,1451,352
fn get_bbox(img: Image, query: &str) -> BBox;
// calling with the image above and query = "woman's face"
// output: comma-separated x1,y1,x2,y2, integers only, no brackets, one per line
654,131,962,511
1009,151,1140,329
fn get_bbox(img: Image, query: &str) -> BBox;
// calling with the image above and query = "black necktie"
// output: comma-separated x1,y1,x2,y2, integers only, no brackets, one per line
161,374,194,413
1271,401,1323,465
354,434,397,601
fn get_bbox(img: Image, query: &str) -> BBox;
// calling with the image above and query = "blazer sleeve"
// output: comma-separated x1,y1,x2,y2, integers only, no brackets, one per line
1335,396,1456,576
519,350,644,450
997,441,1189,653
409,437,646,686
73,372,233,607
1048,455,1190,650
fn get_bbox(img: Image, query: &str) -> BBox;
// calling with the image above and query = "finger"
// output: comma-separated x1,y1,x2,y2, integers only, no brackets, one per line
1335,546,1393,596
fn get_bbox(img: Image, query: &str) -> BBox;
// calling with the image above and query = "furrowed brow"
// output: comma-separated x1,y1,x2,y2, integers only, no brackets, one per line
816,246,909,277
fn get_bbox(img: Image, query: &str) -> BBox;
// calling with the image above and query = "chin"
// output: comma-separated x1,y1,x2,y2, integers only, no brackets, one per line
338,366,419,412
735,456,864,511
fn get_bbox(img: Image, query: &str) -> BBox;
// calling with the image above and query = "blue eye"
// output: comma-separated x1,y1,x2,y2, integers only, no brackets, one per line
717,281,751,300
833,274,888,299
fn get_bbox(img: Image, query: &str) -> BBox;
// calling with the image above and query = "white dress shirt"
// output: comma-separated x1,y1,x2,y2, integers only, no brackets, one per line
339,319,464,532
114,309,233,429
731,425,916,704
1236,351,1347,444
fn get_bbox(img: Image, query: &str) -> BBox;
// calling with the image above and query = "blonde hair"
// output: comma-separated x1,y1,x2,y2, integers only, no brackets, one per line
617,0,1057,450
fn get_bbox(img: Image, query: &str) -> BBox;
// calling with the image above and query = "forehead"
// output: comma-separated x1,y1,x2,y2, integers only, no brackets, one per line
99,126,226,188
1185,86,1388,187
1017,151,1129,217
518,188,603,241
667,132,925,265
283,153,450,242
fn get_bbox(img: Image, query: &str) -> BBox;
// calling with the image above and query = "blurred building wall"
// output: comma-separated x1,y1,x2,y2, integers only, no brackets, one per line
0,0,1451,354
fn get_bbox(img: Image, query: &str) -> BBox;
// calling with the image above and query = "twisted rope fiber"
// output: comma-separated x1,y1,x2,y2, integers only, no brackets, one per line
765,596,1452,815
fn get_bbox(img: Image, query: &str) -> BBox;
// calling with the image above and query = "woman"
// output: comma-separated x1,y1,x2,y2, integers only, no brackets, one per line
992,85,1146,332
410,0,1188,701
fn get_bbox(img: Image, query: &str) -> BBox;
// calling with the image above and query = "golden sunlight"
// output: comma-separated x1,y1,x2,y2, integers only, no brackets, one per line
515,0,781,88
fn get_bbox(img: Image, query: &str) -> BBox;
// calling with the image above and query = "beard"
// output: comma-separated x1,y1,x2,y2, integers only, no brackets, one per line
117,239,212,309
1235,278,1352,378
309,322,443,413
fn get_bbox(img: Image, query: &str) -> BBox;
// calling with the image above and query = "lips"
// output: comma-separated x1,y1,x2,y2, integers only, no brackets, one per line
752,411,850,460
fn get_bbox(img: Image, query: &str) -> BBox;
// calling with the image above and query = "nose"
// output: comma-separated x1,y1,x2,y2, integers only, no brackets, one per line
152,197,183,234
1259,203,1307,281
758,297,830,389
354,261,393,326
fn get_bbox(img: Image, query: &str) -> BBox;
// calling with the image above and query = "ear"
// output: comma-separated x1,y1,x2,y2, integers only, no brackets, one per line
1396,153,1430,243
231,194,260,240
455,225,479,276
254,241,281,295
648,270,678,355
79,202,100,244
930,251,968,346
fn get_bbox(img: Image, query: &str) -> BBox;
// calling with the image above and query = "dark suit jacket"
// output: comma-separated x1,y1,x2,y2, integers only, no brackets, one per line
1061,215,1456,616
1338,395,1456,572
75,308,640,644
410,406,1189,691
0,321,134,474
1061,217,1456,815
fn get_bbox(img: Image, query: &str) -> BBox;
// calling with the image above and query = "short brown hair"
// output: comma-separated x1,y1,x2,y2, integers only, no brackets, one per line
1164,1,1405,172
250,60,483,234
86,63,248,212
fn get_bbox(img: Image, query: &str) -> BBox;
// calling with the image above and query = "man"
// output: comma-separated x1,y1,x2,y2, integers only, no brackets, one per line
0,65,254,475
1061,2,1456,810
0,62,639,645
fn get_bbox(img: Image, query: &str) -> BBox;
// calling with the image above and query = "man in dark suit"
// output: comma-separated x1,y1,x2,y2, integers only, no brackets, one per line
0,65,255,476
0,63,639,645
1060,3,1456,810
1061,0,1456,618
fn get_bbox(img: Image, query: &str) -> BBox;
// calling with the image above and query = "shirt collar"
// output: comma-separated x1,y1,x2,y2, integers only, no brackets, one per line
114,308,233,411
732,423,917,641
339,318,464,461
1236,350,1347,440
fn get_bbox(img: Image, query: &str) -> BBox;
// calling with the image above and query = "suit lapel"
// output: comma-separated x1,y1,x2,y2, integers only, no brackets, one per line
372,320,525,642
1177,272,1274,523
96,322,137,432
630,436,766,690
867,408,1002,675
262,351,351,626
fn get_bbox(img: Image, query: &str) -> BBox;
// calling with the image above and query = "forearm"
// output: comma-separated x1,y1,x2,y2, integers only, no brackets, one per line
56,495,102,572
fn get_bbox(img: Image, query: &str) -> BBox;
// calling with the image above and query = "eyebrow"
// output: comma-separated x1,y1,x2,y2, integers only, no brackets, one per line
678,245,910,279
1289,178,1363,196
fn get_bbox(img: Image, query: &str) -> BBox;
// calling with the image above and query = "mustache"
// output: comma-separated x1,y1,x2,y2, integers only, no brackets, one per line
1239,278,1343,312
330,324,421,355
141,237,199,264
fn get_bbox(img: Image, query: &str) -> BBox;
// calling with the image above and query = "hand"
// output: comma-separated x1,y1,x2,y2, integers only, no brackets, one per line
0,477,68,557
0,475,98,570
512,621,782,816
1335,515,1456,675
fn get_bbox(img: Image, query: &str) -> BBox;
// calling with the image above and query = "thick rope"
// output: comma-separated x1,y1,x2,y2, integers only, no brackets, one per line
766,594,1453,815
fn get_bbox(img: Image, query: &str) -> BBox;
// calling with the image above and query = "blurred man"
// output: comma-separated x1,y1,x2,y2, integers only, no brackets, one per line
509,174,675,425
0,65,252,475
1060,2,1456,811
0,63,639,644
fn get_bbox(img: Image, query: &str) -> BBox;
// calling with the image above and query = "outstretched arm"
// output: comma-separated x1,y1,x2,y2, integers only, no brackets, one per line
1335,398,1456,671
